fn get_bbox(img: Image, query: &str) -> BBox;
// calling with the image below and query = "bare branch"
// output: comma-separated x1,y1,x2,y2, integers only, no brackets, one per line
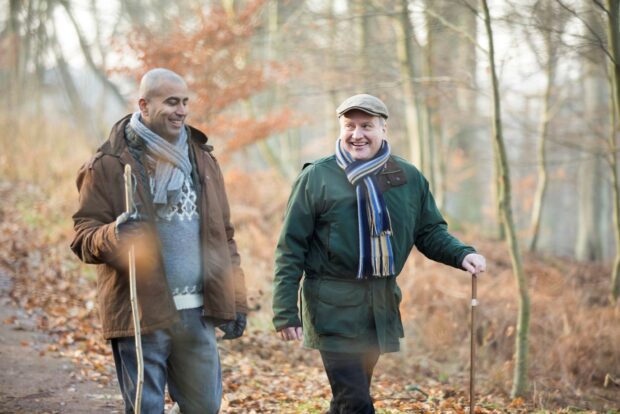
57,0,127,107
555,0,615,63
424,6,487,54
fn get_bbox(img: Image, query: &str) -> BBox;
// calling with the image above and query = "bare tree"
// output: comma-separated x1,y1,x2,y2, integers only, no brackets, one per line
481,0,531,398
605,0,620,301
393,0,425,173
527,1,569,252
574,1,608,262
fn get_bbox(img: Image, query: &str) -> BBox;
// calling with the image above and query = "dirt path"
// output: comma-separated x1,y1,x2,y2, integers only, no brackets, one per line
0,270,122,414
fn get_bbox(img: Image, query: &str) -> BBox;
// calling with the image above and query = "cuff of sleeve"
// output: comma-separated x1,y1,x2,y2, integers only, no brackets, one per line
457,247,477,270
273,316,302,332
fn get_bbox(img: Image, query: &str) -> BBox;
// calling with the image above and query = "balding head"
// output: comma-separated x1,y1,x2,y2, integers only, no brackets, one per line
137,68,189,142
139,68,187,101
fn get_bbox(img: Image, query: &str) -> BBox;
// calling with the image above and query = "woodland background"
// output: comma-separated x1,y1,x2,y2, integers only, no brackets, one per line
1,0,620,412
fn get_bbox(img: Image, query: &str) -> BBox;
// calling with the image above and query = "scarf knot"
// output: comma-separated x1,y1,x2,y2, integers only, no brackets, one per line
129,112,192,216
335,139,395,278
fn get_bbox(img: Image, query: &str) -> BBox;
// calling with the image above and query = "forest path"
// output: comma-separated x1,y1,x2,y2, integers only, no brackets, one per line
0,268,122,414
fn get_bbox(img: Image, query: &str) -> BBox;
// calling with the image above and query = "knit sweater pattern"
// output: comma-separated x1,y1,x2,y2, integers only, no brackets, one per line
154,176,203,310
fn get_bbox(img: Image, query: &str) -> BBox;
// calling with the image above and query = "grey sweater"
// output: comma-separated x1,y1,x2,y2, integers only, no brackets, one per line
155,176,203,310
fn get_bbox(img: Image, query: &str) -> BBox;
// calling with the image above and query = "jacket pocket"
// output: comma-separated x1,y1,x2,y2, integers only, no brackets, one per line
314,279,369,338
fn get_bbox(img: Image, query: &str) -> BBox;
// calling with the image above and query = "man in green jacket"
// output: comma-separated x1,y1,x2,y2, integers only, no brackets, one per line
272,94,486,413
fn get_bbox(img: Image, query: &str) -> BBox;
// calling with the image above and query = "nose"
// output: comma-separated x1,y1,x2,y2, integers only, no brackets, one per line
352,126,364,139
176,102,188,116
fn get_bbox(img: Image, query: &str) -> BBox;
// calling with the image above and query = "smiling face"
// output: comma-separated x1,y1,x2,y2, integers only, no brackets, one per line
138,78,189,142
339,110,387,161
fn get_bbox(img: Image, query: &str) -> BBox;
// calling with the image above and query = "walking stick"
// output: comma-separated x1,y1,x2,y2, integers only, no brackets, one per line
469,274,478,414
124,164,144,414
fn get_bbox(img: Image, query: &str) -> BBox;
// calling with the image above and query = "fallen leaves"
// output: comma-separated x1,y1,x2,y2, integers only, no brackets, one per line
1,181,615,413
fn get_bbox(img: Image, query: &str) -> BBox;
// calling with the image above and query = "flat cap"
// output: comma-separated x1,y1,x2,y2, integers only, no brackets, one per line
336,94,389,119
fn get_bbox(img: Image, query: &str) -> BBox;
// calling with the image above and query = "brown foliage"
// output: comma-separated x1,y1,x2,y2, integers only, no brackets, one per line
115,0,293,151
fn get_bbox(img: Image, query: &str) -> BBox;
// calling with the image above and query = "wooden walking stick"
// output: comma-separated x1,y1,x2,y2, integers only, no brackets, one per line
470,274,478,414
124,164,144,414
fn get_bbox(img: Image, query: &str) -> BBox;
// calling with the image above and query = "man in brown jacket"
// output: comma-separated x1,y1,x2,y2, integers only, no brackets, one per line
71,68,248,414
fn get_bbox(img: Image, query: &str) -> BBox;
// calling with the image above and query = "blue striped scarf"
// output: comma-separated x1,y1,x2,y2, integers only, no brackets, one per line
335,139,395,278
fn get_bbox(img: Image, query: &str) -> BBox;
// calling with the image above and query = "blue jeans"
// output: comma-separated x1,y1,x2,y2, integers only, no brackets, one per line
111,308,221,414
320,349,380,414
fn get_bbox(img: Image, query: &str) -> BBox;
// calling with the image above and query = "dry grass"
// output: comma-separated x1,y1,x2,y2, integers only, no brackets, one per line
0,115,95,241
387,241,620,410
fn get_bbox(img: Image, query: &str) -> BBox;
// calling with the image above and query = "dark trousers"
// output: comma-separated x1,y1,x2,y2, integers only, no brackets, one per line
320,349,381,414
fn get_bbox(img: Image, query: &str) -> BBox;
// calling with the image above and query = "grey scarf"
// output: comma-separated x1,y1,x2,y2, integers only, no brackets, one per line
129,112,192,209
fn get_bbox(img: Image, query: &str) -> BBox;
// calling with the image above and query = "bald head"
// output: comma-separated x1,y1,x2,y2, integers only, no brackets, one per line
139,68,187,100
137,68,189,142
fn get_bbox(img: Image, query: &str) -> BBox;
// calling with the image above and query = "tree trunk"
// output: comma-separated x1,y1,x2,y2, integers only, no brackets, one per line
576,1,607,262
606,0,620,301
481,0,530,398
422,25,438,199
529,19,556,252
325,0,340,143
425,1,481,220
354,0,371,91
394,0,424,171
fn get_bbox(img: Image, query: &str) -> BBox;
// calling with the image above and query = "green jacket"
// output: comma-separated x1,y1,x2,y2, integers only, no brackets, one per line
272,155,475,353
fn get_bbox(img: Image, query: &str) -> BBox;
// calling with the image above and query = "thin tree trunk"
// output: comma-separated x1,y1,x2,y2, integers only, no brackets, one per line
481,0,530,398
426,1,480,219
576,1,607,262
394,0,424,170
606,0,620,301
529,30,556,252
326,1,340,143
355,0,371,91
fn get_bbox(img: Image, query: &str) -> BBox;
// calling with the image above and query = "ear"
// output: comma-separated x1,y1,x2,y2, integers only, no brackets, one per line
138,98,149,117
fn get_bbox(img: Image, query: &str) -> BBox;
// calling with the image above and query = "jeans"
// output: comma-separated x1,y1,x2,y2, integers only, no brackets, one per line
111,307,221,414
320,349,381,414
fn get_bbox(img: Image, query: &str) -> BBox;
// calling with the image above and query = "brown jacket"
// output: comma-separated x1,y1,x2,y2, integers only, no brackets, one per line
71,114,248,339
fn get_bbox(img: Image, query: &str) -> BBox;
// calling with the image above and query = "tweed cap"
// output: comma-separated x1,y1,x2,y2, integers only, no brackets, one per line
336,94,389,119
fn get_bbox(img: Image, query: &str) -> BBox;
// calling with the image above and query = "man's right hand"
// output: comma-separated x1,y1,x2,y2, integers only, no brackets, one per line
114,211,145,242
279,326,303,341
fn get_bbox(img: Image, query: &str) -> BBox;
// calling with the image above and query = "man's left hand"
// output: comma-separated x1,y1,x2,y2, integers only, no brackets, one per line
462,253,486,275
219,312,247,340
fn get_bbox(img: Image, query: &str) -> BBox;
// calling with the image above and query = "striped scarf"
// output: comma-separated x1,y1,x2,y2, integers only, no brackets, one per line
129,112,191,213
335,139,395,278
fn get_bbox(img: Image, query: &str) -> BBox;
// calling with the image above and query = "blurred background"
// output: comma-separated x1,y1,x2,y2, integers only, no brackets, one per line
1,0,619,411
